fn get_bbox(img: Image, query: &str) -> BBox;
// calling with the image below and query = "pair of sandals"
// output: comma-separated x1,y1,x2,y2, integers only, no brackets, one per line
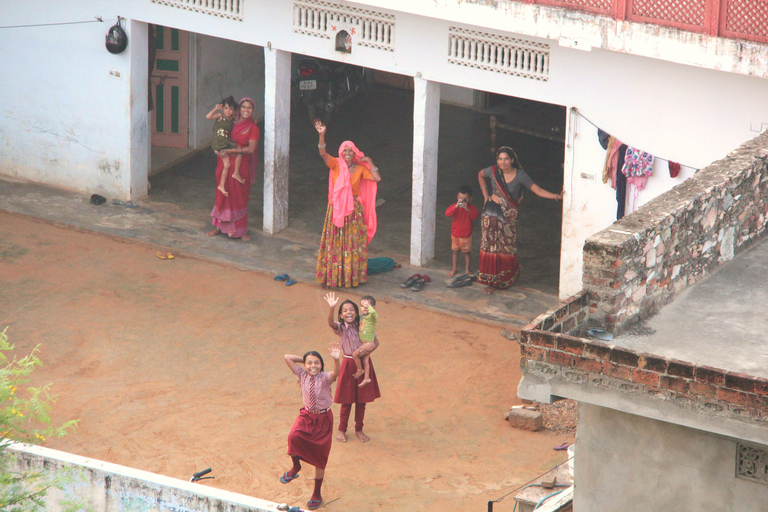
447,273,476,288
274,274,297,286
279,472,321,510
400,274,430,291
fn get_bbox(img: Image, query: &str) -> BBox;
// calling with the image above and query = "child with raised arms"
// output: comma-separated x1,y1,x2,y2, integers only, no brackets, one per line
324,292,381,443
281,341,342,510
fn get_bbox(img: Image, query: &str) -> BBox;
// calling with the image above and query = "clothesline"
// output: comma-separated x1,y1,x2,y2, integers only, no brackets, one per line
571,107,695,170
0,17,103,30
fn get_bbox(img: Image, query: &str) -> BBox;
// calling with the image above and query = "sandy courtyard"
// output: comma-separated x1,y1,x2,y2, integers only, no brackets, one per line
0,212,572,511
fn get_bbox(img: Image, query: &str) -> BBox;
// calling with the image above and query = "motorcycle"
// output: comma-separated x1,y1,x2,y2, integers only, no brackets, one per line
292,57,368,124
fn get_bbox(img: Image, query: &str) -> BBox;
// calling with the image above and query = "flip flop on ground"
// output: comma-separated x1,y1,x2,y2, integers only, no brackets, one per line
412,275,431,291
279,471,299,484
400,274,421,288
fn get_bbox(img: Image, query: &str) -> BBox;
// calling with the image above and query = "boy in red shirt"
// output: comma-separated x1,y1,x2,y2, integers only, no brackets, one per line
445,185,479,277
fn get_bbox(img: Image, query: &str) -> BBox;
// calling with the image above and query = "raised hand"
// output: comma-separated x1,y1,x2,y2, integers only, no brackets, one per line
360,298,369,308
329,341,342,360
314,118,327,135
215,103,223,110
324,292,339,307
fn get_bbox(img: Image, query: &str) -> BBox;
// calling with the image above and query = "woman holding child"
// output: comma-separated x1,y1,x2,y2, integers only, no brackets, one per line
208,97,260,242
314,120,381,288
477,146,564,294
324,292,380,442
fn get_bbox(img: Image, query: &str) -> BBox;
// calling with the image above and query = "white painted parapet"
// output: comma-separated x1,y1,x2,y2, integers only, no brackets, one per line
7,442,285,512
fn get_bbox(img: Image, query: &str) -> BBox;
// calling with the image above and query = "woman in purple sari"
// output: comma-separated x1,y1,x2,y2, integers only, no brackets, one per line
208,97,260,241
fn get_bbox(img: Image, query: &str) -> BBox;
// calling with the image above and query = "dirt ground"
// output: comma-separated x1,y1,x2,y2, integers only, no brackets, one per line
0,212,573,511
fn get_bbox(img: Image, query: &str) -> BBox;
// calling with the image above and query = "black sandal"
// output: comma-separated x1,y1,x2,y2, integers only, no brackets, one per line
412,275,431,291
400,274,421,288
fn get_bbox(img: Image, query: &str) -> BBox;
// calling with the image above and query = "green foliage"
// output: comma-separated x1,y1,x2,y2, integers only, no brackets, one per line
0,327,82,512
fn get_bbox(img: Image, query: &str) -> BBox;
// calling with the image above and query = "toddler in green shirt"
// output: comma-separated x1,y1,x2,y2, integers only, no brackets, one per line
353,295,379,388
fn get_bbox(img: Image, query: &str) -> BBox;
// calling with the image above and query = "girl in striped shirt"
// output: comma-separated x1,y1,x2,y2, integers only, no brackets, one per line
281,341,342,510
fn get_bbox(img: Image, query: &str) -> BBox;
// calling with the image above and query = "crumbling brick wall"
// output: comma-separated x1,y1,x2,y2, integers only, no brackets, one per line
584,131,768,334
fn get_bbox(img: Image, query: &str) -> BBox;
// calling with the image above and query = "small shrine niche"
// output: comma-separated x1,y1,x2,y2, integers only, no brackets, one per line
335,30,352,53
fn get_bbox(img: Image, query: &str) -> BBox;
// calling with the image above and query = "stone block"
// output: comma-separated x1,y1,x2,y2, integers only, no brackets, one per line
507,408,544,431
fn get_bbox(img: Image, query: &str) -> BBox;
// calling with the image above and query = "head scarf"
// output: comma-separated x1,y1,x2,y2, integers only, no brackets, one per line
329,141,378,243
234,97,258,181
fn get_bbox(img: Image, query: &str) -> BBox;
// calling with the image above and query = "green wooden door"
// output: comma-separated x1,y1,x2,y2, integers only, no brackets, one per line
151,26,188,148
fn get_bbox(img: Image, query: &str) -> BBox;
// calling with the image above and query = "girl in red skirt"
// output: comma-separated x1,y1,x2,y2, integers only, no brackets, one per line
281,341,342,510
323,292,381,443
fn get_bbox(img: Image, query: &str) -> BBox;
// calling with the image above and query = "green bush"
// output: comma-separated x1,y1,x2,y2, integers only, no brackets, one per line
0,327,81,512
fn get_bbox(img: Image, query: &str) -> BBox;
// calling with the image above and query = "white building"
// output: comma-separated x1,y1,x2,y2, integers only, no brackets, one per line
1,0,766,297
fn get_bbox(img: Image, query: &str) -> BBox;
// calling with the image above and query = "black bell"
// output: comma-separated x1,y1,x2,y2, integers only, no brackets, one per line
105,19,127,54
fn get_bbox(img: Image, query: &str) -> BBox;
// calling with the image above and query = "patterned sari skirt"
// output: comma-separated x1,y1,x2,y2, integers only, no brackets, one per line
315,201,368,288
477,199,521,289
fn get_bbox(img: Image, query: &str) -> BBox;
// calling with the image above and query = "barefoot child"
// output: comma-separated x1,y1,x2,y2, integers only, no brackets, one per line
352,295,378,388
324,292,381,443
445,185,479,277
281,341,342,511
206,96,244,197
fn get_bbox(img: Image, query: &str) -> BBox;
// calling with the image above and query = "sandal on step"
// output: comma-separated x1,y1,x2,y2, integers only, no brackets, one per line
285,278,297,286
400,274,421,288
274,274,289,281
412,277,429,291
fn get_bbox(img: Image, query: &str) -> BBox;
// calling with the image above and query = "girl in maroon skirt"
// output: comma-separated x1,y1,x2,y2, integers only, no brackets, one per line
281,341,342,510
323,292,381,443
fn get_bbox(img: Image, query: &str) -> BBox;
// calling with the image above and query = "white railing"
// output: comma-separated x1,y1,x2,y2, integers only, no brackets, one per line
448,27,550,81
151,0,243,21
293,0,395,51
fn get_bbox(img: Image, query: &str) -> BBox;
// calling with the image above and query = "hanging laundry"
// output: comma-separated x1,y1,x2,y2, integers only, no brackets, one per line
616,144,628,220
669,161,681,178
597,129,610,150
602,136,615,184
621,147,654,178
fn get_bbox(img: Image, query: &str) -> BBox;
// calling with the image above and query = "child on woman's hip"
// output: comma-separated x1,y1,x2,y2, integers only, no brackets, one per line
205,95,244,197
353,295,379,388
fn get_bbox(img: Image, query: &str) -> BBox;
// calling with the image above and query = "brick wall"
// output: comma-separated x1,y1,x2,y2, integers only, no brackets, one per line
584,131,768,334
528,291,590,334
518,328,768,421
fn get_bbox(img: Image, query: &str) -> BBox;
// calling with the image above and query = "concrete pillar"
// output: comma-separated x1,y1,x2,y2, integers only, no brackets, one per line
263,47,291,234
128,20,150,200
410,76,440,266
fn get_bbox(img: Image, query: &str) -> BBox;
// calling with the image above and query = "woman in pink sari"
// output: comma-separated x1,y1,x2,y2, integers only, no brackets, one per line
313,119,380,288
208,97,260,241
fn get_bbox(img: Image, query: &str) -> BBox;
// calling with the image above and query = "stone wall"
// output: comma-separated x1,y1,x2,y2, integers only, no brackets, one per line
527,291,590,335
518,326,768,425
583,131,768,333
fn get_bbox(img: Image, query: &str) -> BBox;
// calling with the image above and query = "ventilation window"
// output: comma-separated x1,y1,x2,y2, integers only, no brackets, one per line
448,26,550,81
293,0,395,52
737,443,768,485
151,0,243,20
